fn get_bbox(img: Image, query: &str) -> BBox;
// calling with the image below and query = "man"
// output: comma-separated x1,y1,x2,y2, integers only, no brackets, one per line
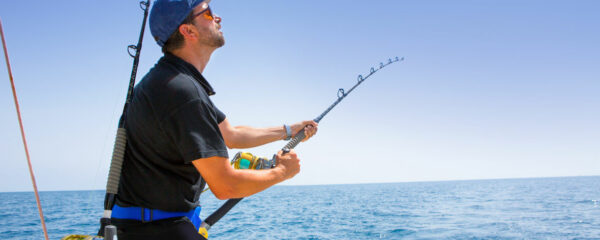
110,0,318,239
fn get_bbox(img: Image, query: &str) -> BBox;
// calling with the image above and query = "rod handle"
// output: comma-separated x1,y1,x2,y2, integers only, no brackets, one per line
202,198,243,228
282,128,307,151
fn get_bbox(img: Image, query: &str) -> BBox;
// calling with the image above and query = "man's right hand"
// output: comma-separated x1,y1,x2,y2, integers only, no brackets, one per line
275,149,300,180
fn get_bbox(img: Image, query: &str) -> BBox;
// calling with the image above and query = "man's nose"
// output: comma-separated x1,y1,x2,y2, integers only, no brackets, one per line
214,15,222,23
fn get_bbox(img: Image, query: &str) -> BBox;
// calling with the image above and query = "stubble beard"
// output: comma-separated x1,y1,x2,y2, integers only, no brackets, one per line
212,32,225,48
202,28,225,48
194,21,225,48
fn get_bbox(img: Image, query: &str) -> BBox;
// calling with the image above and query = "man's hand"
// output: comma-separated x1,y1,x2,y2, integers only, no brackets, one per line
275,149,300,180
290,120,318,142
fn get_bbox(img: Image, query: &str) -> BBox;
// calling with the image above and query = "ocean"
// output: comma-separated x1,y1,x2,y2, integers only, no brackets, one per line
0,176,598,240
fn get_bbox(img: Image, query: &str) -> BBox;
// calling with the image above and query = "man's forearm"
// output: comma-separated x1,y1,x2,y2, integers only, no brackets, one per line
224,167,286,199
192,156,288,200
226,125,285,149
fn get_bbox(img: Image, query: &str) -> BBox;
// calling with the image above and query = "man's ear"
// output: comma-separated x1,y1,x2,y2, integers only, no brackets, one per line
178,24,196,40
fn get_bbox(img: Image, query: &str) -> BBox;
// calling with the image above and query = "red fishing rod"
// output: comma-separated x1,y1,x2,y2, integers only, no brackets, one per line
1,18,50,240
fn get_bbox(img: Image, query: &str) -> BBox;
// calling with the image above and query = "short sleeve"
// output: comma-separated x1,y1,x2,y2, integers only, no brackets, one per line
161,98,229,163
215,106,226,123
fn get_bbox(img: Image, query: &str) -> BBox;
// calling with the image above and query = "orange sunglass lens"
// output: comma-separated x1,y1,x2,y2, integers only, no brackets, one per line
202,7,214,20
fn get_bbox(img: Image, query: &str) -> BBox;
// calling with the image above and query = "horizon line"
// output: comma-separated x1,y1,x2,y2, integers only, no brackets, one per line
1,174,598,194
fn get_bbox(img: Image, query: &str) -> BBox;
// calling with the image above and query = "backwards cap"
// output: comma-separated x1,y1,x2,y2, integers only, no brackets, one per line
149,0,211,47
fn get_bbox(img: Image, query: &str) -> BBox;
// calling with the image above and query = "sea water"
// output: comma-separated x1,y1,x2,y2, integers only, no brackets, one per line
0,176,598,240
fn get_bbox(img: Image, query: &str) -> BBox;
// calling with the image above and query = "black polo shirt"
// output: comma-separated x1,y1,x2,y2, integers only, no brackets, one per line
116,53,228,212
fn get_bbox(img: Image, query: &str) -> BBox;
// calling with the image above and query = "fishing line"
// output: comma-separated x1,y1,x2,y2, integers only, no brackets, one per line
89,51,135,207
0,17,50,240
87,86,124,221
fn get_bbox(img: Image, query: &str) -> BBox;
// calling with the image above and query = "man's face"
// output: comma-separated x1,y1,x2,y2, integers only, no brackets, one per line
190,3,224,48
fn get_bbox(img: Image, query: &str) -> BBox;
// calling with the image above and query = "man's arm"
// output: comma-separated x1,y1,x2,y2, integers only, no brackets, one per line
218,118,318,149
192,149,300,200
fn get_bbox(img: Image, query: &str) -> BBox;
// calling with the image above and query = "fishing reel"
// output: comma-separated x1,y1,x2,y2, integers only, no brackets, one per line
231,152,275,170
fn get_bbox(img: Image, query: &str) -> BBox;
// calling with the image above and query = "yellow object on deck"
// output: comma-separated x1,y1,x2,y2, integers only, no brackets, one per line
61,235,97,240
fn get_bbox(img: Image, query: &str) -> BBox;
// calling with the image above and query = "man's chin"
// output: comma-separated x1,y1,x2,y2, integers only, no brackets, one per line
215,37,225,48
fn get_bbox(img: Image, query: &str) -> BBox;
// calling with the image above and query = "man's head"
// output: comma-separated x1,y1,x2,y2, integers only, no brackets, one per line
150,0,224,53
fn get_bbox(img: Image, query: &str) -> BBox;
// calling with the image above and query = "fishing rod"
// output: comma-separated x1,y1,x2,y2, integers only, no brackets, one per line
198,56,404,238
98,0,150,237
1,17,50,240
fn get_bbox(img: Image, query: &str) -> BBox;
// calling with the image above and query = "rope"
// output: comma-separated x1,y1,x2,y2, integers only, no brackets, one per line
0,17,50,240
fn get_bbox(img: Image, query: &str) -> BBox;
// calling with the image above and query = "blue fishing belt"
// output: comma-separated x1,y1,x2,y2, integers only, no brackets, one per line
112,204,202,230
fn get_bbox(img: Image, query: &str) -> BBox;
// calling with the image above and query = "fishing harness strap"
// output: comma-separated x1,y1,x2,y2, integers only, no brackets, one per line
112,205,202,229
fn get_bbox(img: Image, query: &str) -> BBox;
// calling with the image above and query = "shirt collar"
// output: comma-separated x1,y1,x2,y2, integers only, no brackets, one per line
163,53,216,96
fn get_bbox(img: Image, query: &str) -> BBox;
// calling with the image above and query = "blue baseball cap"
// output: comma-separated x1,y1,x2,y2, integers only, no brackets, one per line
149,0,211,47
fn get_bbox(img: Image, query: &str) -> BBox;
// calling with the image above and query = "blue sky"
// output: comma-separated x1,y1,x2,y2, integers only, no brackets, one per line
0,0,598,192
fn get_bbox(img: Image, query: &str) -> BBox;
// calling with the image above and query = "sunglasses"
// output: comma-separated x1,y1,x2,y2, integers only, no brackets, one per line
192,5,214,21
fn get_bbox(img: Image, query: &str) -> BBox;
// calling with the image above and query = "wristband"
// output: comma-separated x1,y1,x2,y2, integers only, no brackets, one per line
283,124,292,140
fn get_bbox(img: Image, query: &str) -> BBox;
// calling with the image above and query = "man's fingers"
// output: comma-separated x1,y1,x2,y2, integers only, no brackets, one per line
302,125,316,141
306,125,317,137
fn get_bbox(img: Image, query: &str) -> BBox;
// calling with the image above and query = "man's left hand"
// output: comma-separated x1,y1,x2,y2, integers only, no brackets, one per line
290,120,318,142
